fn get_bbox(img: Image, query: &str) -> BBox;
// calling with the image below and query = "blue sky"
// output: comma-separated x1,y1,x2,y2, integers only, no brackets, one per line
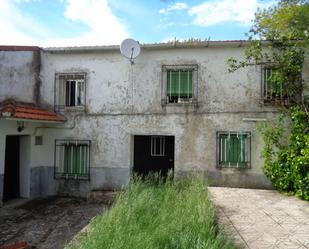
0,0,275,47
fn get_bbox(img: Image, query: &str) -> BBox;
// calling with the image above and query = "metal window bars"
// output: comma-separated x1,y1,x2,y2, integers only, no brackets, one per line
217,131,251,169
167,69,193,103
151,136,165,156
54,139,91,180
263,68,287,104
55,73,86,111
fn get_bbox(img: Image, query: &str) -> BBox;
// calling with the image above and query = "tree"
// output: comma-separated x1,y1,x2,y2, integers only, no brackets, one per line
228,0,309,200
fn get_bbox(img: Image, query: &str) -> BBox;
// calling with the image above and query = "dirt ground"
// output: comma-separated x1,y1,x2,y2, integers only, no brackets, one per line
0,197,108,249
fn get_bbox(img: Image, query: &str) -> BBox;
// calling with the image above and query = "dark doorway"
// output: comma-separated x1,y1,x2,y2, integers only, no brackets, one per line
3,135,20,202
133,135,174,177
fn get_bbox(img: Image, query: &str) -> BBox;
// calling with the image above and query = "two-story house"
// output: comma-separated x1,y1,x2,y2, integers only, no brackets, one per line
1,41,308,206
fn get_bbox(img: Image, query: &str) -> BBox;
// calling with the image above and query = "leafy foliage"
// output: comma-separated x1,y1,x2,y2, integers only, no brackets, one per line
228,0,309,110
228,0,309,200
258,107,309,200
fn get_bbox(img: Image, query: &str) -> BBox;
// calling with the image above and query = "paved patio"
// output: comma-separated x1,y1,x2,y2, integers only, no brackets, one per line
209,187,309,249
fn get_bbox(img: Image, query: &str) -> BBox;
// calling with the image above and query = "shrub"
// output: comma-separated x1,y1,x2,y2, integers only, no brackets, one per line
259,107,309,200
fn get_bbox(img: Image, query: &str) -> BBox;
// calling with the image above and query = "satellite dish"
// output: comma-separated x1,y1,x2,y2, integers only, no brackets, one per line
120,38,140,64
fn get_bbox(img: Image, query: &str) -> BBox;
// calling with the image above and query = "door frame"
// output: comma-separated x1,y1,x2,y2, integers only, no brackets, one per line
131,134,175,177
2,135,31,203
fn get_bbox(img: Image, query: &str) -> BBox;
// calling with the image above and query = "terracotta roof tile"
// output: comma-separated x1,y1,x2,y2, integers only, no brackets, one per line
0,99,65,122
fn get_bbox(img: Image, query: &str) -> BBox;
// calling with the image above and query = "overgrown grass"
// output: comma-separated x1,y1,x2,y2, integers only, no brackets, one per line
67,175,236,249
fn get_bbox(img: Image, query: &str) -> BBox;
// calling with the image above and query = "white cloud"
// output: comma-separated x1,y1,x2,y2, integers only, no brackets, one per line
0,0,49,45
159,2,188,15
189,0,274,26
0,0,129,47
61,0,128,46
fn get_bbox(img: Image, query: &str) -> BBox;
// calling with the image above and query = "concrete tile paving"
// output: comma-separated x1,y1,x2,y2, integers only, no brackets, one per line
209,187,309,249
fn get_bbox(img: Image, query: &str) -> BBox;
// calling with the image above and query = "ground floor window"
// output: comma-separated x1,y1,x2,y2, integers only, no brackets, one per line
54,140,90,180
217,131,251,168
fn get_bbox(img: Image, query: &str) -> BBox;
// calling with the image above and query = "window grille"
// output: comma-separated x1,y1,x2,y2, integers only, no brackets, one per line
263,68,284,102
162,65,198,105
151,136,165,156
55,73,86,111
262,67,302,105
217,131,251,168
167,70,193,103
54,139,90,180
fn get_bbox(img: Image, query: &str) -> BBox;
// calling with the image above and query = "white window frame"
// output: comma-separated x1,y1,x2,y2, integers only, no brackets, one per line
161,64,198,105
55,73,86,111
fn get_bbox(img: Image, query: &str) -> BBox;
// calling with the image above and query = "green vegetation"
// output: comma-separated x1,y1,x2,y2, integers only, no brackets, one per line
228,0,309,200
258,107,309,200
66,176,236,249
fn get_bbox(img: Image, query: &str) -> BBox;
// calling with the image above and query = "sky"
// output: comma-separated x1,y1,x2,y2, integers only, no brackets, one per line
0,0,275,47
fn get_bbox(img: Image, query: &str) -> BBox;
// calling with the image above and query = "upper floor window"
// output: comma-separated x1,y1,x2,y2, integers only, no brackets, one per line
162,65,198,105
55,73,86,111
262,67,301,105
263,67,284,103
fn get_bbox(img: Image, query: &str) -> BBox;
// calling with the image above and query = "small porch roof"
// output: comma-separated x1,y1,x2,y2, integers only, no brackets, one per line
0,99,66,123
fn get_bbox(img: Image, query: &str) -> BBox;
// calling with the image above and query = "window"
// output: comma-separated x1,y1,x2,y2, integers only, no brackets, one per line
34,136,43,146
151,136,165,156
217,131,251,168
263,67,284,103
162,65,198,105
54,140,90,180
55,73,86,111
262,67,302,105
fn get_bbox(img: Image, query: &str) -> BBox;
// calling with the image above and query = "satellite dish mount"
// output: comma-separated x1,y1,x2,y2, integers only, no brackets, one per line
120,38,141,64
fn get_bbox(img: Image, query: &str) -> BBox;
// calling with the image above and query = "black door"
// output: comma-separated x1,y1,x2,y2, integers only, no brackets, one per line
133,135,174,177
3,136,20,202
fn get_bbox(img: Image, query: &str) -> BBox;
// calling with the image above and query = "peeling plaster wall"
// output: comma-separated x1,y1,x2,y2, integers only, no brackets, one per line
0,51,38,103
4,45,298,202
37,46,283,194
41,48,276,113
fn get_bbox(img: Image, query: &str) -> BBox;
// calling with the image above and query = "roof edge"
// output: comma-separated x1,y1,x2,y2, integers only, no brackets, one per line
0,45,41,52
43,40,272,53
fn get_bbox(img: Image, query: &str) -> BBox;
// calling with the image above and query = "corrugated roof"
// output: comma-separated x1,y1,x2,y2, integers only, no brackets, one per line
0,99,65,123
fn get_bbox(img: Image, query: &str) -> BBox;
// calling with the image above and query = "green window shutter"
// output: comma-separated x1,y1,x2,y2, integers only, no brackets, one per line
180,70,193,97
64,145,71,174
167,70,193,97
56,140,90,180
64,144,88,176
167,71,178,96
76,145,88,176
76,145,82,175
219,134,247,167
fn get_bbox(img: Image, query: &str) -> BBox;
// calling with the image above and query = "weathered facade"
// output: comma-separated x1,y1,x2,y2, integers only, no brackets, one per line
1,41,308,206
